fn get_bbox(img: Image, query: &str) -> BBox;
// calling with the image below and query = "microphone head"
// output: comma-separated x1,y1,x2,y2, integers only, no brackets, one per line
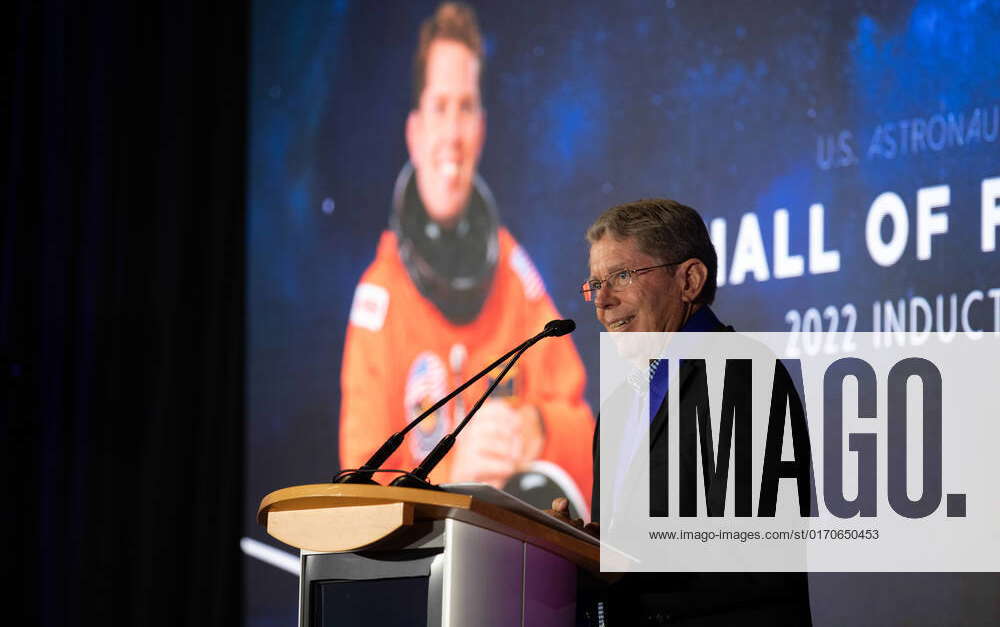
544,319,576,337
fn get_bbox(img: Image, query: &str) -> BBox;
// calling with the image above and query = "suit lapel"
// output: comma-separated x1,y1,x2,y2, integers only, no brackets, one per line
648,359,698,447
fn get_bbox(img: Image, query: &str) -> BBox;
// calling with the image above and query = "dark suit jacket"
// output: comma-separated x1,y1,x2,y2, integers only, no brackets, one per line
591,320,812,626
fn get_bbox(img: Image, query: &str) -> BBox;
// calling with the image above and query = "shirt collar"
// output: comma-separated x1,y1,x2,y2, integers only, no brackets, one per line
680,305,721,332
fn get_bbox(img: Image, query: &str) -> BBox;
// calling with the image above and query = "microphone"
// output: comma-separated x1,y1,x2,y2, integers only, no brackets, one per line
334,319,576,485
544,318,576,337
390,320,576,491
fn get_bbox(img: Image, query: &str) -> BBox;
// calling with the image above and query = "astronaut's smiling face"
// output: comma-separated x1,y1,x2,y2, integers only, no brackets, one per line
406,39,486,227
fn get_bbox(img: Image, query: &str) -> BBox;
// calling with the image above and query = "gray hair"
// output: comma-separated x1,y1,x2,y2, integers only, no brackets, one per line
586,198,718,304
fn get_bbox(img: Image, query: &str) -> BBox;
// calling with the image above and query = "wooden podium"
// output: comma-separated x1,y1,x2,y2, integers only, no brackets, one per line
257,483,604,627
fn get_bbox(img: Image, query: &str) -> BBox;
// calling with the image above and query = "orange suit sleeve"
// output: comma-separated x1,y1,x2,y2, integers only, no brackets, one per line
520,292,596,514
339,280,409,474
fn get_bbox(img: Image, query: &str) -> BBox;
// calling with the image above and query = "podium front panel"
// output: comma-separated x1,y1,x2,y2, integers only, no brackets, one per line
524,543,576,626
295,514,578,626
441,518,524,626
311,576,429,626
302,546,443,626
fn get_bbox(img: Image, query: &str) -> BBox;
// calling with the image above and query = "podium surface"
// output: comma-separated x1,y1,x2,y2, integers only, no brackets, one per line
258,483,602,627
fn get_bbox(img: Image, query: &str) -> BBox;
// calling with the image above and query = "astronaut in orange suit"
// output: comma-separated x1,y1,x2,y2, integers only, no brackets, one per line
339,2,593,515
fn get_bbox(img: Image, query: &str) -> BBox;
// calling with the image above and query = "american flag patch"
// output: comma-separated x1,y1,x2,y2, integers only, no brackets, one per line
509,245,545,301
349,282,389,331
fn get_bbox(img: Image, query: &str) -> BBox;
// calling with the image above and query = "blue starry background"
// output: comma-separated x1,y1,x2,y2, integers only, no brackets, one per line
245,1,1000,624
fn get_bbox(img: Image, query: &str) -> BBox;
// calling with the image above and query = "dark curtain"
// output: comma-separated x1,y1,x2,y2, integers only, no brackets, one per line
5,1,247,624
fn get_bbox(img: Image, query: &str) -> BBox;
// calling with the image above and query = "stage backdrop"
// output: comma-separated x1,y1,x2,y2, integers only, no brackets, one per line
245,1,1000,625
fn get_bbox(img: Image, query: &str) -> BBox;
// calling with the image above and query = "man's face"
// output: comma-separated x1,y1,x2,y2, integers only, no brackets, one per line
406,39,486,226
588,235,688,333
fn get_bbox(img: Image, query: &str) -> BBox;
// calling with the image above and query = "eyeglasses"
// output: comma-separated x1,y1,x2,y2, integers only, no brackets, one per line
580,262,682,302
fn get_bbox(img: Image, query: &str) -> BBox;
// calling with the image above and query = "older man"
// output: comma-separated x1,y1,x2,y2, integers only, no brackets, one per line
557,198,811,625
584,199,724,521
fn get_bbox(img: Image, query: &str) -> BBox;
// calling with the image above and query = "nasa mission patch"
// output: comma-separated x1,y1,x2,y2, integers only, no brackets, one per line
404,351,450,458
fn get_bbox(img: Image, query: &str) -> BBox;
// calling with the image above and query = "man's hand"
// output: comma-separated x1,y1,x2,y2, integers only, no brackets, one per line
547,497,600,538
448,399,546,487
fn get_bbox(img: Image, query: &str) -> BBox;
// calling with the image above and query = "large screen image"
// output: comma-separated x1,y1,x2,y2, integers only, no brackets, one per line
244,1,999,624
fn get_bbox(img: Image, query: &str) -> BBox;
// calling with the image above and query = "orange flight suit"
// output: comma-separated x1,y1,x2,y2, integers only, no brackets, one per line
340,228,594,510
